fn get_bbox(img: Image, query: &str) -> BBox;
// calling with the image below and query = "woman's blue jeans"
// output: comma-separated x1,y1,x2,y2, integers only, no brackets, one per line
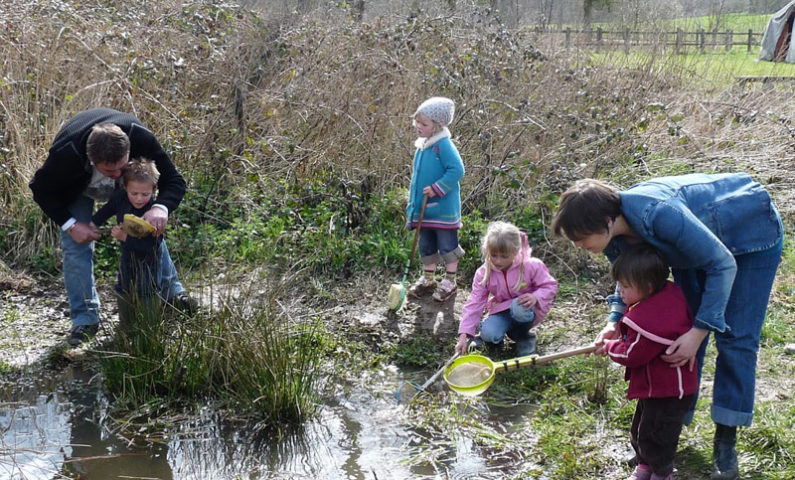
479,298,536,344
674,234,784,427
61,195,185,327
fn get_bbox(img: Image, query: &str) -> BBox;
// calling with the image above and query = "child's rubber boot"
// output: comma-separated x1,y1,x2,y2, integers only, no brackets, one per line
467,336,485,352
515,332,537,356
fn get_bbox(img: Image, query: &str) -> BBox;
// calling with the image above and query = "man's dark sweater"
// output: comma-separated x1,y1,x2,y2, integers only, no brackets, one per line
30,108,185,226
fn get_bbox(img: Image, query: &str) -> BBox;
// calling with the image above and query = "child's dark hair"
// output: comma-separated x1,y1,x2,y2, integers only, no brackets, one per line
552,178,622,241
611,243,669,298
121,157,160,189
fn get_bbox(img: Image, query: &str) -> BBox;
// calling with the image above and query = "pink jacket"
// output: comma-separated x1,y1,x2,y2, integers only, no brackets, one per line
605,281,698,400
458,242,558,337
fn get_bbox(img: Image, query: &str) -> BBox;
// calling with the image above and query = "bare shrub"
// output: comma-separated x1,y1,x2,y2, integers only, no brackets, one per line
0,1,275,261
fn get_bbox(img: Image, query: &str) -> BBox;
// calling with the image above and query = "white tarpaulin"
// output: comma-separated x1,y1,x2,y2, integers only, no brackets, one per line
759,1,795,63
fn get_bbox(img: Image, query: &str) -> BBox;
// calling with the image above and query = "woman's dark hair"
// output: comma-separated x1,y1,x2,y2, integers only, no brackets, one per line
611,243,669,297
552,178,622,241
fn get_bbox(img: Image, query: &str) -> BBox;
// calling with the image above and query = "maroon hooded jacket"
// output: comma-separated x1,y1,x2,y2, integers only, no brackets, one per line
605,281,699,400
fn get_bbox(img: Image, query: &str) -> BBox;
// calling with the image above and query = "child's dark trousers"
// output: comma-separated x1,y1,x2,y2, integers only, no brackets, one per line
631,394,696,476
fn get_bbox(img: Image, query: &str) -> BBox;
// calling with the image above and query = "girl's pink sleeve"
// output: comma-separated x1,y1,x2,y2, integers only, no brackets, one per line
458,266,489,337
525,259,558,323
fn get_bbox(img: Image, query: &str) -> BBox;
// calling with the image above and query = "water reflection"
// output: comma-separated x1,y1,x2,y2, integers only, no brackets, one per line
1,364,515,479
0,393,71,479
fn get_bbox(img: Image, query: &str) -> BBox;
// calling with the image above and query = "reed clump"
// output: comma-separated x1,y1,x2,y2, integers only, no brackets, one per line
99,280,332,427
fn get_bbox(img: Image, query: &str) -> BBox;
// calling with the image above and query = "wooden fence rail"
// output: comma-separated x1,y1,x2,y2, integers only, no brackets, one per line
534,27,763,54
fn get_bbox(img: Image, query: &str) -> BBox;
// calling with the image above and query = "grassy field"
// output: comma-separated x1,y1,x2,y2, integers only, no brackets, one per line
586,47,795,88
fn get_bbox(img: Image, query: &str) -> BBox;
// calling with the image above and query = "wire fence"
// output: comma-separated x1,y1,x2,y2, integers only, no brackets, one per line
532,26,764,54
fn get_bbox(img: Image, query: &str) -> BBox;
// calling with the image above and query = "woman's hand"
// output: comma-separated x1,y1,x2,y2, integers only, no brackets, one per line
455,334,470,355
661,327,709,371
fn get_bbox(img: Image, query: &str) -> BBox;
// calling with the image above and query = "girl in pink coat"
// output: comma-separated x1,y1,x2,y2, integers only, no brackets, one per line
455,221,558,357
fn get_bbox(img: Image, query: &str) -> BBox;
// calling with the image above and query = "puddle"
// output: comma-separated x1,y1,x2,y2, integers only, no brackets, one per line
1,364,527,479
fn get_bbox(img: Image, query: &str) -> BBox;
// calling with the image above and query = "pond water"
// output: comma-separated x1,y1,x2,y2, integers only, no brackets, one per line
1,363,532,480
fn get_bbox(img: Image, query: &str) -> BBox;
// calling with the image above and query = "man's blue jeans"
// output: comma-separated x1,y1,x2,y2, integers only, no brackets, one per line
674,233,784,427
61,195,185,327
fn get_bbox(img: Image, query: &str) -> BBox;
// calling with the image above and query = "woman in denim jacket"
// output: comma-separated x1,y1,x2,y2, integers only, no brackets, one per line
551,173,783,480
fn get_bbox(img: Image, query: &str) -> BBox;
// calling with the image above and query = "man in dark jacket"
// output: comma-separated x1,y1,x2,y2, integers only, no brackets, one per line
30,108,190,346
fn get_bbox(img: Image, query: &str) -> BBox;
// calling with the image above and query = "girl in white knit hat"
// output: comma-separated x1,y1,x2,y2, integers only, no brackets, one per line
406,96,465,302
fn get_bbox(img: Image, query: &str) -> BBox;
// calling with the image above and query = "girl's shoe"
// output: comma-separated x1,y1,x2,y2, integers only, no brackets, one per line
432,278,457,302
467,336,485,352
408,276,437,298
625,464,652,480
515,334,537,356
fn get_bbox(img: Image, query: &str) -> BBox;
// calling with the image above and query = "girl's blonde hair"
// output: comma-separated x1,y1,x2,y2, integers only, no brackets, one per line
480,221,531,290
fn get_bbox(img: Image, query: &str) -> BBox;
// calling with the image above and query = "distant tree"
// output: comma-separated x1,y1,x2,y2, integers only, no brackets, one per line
709,0,728,31
539,0,554,28
487,0,519,27
584,0,614,27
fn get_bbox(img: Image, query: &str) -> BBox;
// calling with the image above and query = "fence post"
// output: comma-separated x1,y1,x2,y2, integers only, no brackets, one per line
712,28,718,48
624,28,630,54
726,29,733,51
699,28,705,52
597,27,603,51
676,28,683,54
747,29,753,53
565,27,571,49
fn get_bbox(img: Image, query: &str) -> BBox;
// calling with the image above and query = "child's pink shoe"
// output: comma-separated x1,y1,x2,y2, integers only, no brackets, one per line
625,464,652,480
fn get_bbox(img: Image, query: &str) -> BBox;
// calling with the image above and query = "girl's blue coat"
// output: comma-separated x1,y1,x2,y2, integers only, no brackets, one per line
407,135,464,230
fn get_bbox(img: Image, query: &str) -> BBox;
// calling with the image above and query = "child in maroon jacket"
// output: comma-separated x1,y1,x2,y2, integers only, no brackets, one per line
596,243,698,480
